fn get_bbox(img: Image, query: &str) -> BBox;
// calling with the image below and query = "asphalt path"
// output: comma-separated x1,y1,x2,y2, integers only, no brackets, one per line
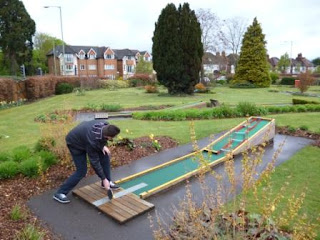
28,134,313,240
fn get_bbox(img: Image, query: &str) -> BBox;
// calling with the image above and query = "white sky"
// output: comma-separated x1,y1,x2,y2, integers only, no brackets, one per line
22,0,320,60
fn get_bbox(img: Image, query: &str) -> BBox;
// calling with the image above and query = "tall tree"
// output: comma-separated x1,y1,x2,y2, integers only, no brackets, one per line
152,3,203,94
0,0,36,75
232,17,270,87
277,53,291,73
135,56,153,74
220,17,248,68
31,32,64,74
196,8,222,81
312,57,320,66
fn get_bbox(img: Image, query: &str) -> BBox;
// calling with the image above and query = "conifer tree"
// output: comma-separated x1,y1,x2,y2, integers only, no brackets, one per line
0,0,36,75
232,17,270,87
152,3,203,94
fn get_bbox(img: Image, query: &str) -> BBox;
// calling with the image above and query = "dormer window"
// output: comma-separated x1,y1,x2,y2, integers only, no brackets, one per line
105,54,114,59
79,50,85,59
87,48,97,59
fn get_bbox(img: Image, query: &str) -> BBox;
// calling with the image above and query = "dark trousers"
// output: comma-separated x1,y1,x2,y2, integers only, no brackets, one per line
57,147,111,195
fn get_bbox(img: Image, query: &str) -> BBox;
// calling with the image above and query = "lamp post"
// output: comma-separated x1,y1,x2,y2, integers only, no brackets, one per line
44,6,65,75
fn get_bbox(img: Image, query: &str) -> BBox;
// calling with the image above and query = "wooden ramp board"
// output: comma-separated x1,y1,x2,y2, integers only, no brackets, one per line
94,113,108,119
72,182,154,224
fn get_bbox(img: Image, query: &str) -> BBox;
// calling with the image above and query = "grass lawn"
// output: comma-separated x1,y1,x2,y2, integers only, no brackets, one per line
0,86,320,152
239,146,320,239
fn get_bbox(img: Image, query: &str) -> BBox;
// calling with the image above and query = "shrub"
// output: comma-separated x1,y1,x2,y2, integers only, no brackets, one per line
236,102,260,116
297,71,316,93
144,85,159,93
0,161,19,179
55,82,74,95
19,157,41,178
34,137,56,152
100,103,122,112
292,98,320,105
280,77,295,85
128,74,152,87
37,151,57,169
0,152,10,162
34,114,47,123
270,72,279,84
11,146,32,163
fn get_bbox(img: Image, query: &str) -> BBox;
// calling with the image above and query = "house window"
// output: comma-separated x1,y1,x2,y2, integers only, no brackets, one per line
79,52,85,59
106,75,115,80
65,54,73,63
88,65,96,70
145,56,149,61
105,54,114,59
80,64,85,70
126,65,133,73
66,64,73,70
89,54,96,59
104,64,114,70
127,56,132,60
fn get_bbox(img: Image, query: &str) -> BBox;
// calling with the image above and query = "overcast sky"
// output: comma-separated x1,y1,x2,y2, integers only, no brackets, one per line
22,0,319,60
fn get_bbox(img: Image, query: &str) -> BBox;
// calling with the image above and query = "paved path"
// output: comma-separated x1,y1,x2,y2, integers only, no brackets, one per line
28,134,313,240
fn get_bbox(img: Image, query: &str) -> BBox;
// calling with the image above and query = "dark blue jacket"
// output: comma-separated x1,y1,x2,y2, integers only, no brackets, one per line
66,120,109,180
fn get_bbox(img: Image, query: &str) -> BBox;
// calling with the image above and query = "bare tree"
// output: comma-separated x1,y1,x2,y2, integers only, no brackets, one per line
220,17,248,68
196,8,222,53
196,9,222,81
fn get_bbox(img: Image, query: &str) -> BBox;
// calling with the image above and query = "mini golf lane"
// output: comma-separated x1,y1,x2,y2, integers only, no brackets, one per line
73,117,275,223
116,117,274,199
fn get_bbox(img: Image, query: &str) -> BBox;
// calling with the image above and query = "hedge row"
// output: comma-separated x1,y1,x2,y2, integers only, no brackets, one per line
292,98,320,105
132,103,320,121
0,76,100,101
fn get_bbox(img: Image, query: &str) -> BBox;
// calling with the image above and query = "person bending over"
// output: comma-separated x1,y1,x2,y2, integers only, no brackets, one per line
53,120,120,204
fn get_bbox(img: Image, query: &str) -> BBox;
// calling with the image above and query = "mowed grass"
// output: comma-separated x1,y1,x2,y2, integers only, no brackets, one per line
0,86,319,152
241,146,320,239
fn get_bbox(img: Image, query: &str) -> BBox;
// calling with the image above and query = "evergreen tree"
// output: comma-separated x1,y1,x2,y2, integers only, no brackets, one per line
152,3,203,94
0,0,36,75
232,17,270,87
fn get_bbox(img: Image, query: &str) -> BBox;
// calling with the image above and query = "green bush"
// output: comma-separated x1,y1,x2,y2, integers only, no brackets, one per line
19,157,41,178
236,102,260,116
280,77,295,85
34,137,56,152
37,151,57,169
270,72,279,84
0,152,10,162
0,161,19,179
292,98,320,105
100,103,122,112
34,114,47,123
11,146,32,163
128,74,151,87
288,126,296,133
55,82,74,95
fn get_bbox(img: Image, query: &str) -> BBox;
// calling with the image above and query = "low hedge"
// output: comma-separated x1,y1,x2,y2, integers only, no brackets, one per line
280,77,295,85
132,103,320,121
292,98,320,105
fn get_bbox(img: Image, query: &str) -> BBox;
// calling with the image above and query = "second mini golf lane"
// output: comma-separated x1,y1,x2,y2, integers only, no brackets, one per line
117,118,273,198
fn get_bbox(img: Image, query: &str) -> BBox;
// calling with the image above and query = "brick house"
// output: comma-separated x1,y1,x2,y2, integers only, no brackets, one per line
46,45,151,79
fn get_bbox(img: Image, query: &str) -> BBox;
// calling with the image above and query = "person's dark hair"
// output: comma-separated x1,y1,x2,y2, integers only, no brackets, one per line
102,125,120,138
